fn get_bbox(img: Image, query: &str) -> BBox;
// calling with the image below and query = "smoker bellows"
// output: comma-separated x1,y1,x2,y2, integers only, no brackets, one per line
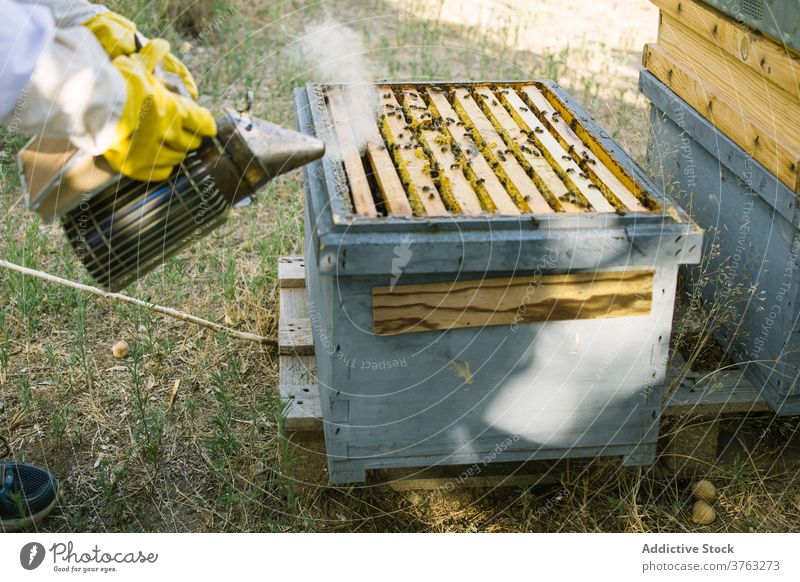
18,111,324,291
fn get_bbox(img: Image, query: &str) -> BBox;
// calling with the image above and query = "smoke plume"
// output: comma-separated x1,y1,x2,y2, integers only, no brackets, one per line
299,19,379,161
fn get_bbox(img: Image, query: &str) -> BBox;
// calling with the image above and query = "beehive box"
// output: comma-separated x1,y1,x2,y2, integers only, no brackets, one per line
293,80,702,484
642,70,800,415
700,0,800,53
645,0,800,194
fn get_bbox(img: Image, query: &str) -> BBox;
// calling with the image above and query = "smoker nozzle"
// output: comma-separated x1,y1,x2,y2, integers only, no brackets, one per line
221,113,325,198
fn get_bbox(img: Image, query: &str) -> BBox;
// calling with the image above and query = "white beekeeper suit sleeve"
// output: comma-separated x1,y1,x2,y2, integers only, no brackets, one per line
0,0,125,154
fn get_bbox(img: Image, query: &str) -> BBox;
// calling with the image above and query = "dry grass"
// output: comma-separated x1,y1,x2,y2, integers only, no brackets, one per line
1,0,799,532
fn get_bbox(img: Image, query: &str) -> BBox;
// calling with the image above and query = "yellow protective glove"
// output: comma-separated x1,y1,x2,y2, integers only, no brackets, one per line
83,11,199,99
105,39,217,182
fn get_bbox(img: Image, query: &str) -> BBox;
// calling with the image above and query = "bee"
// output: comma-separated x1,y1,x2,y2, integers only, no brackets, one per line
523,195,532,202
480,93,489,99
428,192,436,200
403,143,412,149
456,121,465,126
567,144,575,154
579,172,590,179
561,155,570,161
520,106,529,112
505,149,512,154
492,100,499,106
450,163,459,170
588,183,600,190
534,127,544,134
440,146,448,153
587,158,597,165
422,185,431,192
398,133,404,139
476,178,486,185
383,93,391,98
565,167,575,174
497,152,507,162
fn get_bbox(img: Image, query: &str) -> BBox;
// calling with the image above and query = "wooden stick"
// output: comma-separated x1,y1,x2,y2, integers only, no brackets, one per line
0,259,277,349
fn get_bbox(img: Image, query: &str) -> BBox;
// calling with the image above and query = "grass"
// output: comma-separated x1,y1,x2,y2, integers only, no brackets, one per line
1,0,799,532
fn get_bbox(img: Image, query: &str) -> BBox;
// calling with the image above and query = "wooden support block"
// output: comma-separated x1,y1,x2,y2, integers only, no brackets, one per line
401,90,485,215
279,354,323,431
427,90,520,214
503,88,617,213
664,366,771,416
474,89,572,212
326,89,378,217
660,416,721,473
521,87,649,212
452,87,553,214
380,91,449,216
372,269,654,335
279,286,314,355
643,43,800,192
278,256,305,288
651,0,800,96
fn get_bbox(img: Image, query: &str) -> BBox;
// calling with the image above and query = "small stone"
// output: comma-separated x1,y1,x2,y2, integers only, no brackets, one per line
692,480,717,503
692,500,716,525
111,340,129,359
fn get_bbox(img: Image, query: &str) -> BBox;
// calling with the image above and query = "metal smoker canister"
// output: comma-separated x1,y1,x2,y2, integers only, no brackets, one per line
20,111,324,291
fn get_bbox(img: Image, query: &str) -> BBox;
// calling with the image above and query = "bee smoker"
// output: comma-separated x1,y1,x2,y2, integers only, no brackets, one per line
18,110,324,291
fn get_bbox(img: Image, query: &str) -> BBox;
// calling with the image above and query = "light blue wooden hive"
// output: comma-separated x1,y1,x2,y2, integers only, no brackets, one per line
643,70,800,416
294,80,702,483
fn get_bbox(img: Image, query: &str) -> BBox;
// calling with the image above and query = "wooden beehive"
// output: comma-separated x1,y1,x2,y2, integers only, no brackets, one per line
643,70,800,415
294,81,702,484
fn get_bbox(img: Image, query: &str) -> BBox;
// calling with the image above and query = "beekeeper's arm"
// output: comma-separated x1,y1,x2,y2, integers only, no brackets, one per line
0,0,215,181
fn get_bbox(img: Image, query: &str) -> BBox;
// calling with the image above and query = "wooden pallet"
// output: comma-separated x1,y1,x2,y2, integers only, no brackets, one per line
278,256,795,490
322,83,658,217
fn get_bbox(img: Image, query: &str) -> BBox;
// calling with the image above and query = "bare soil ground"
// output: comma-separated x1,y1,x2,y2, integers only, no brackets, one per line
1,0,799,532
